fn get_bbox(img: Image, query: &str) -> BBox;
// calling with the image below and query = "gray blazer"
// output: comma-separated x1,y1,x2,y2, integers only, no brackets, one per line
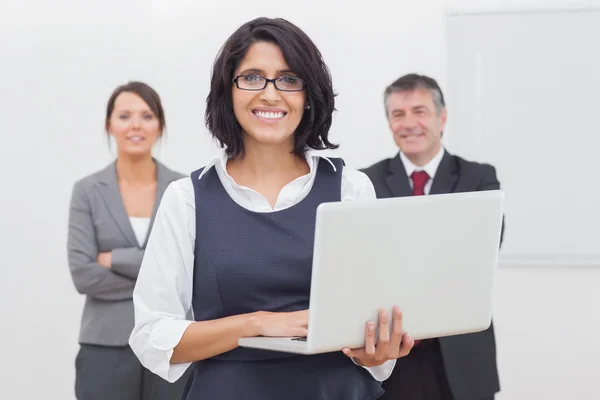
67,160,185,346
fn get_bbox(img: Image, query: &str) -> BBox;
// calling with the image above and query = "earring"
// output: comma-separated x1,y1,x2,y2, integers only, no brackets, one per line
305,105,311,110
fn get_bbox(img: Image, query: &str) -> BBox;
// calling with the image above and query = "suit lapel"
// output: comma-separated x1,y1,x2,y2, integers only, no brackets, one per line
385,154,413,197
142,161,172,247
429,151,459,195
96,163,138,247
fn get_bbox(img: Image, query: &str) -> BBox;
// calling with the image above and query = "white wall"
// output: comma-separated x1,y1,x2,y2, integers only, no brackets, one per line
1,0,599,399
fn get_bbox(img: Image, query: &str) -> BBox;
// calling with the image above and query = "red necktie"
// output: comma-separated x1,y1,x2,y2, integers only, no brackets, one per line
411,170,430,196
409,170,429,346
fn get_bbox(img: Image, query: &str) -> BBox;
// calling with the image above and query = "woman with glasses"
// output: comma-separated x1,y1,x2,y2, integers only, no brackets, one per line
129,17,414,400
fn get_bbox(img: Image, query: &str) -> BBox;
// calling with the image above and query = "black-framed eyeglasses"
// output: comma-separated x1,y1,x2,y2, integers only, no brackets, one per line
233,74,305,92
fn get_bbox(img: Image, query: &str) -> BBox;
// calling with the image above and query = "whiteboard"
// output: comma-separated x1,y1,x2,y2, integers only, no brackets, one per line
445,8,600,267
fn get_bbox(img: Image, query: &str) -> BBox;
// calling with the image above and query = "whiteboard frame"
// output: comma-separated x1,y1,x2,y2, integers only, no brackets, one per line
445,4,600,17
443,5,600,268
498,255,600,269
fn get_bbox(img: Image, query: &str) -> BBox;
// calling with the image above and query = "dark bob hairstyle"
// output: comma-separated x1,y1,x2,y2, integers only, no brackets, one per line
205,17,338,157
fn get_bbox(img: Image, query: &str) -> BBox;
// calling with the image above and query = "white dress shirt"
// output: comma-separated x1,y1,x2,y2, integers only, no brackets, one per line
129,150,395,383
399,147,445,195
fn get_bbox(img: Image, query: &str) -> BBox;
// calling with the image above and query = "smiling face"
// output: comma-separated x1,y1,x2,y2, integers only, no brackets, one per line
106,91,161,157
231,41,306,151
386,88,446,165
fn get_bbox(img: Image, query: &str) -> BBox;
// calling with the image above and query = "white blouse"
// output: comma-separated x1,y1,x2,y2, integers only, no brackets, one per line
129,217,150,247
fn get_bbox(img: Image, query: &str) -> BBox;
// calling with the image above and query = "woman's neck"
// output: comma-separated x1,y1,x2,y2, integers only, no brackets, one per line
226,141,310,207
116,153,156,185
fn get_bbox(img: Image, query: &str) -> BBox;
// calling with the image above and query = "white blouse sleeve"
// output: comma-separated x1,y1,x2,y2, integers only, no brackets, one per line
129,178,197,383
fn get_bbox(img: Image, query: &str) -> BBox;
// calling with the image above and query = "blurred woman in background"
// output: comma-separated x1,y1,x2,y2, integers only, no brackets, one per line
67,81,188,400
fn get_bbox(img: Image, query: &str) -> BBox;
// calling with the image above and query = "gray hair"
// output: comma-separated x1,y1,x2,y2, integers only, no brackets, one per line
383,74,446,118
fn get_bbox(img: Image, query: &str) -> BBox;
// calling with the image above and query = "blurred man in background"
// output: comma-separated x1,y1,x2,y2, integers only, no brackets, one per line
361,73,503,400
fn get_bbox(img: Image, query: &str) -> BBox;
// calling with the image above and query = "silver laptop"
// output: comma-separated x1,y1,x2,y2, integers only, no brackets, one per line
238,190,505,354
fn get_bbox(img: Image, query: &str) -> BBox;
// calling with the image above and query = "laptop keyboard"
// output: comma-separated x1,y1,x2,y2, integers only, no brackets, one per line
291,337,307,342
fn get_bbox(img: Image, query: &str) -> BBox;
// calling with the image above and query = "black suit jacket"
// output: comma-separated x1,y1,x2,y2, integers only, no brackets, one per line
361,150,502,400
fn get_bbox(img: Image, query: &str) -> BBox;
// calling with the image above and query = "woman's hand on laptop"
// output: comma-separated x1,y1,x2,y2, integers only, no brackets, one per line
249,309,309,337
342,306,414,367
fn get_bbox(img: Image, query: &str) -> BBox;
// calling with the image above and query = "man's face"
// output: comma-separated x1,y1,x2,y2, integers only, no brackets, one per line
386,88,446,164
